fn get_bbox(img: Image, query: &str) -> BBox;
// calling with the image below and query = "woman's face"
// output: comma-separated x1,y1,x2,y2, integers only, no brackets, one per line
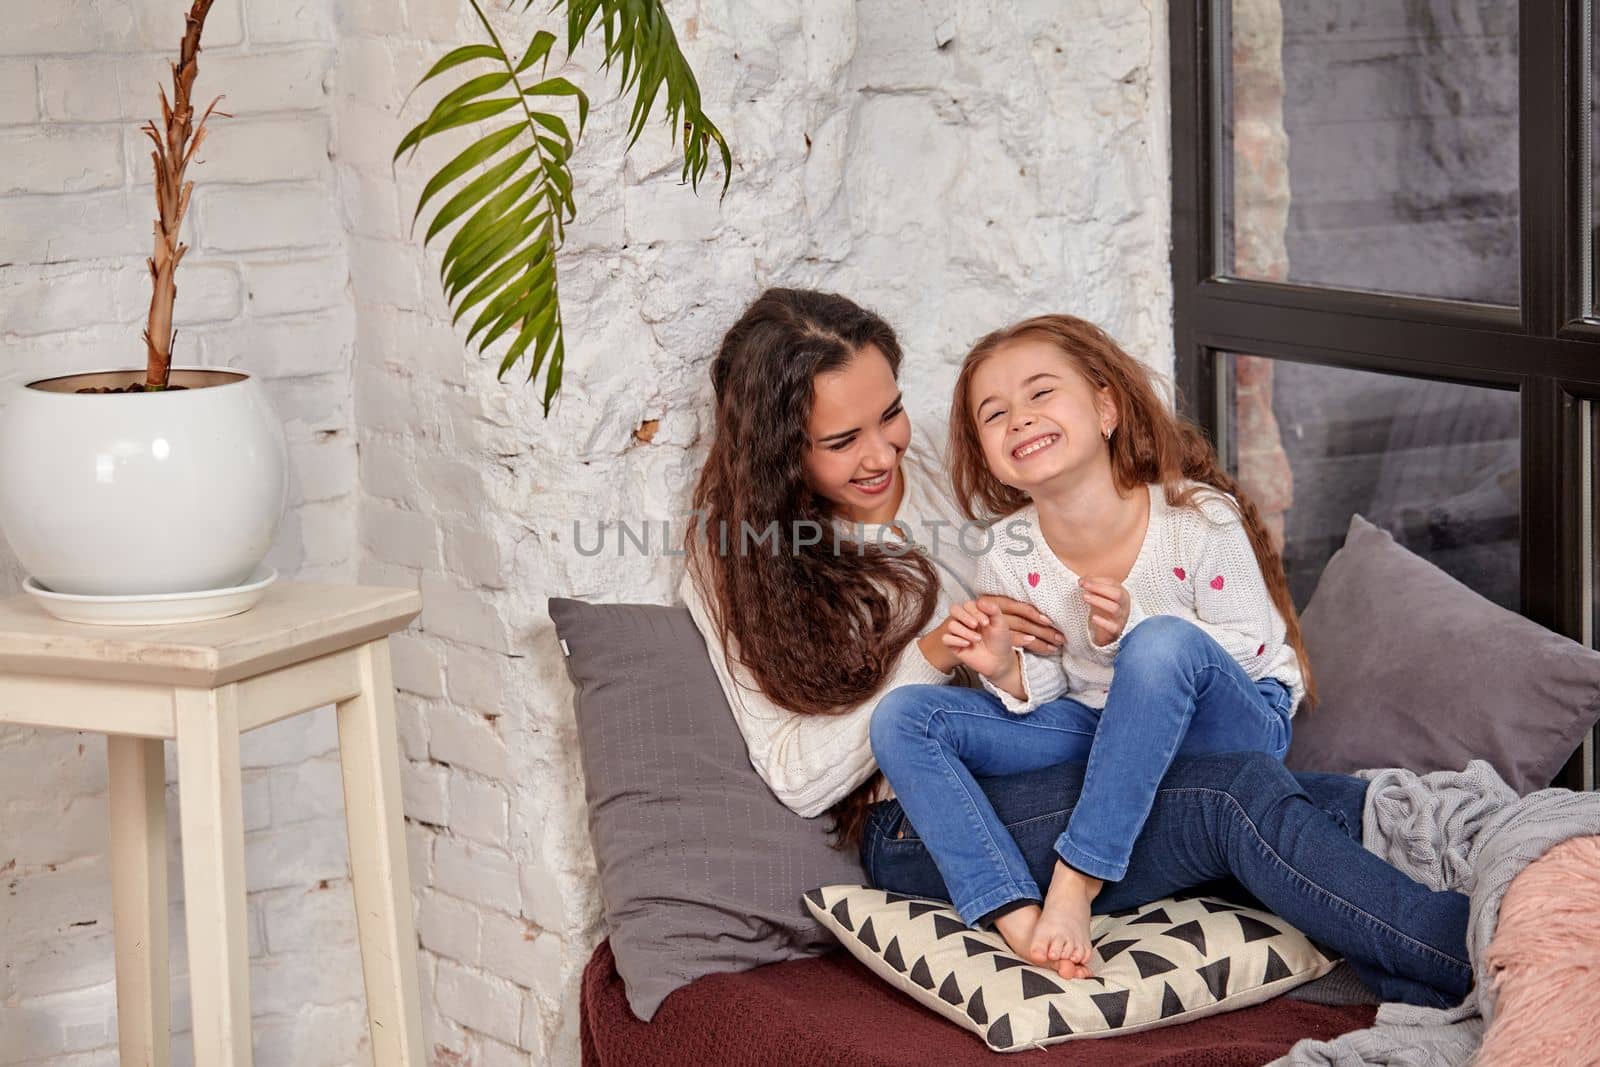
803,343,910,523
968,338,1115,493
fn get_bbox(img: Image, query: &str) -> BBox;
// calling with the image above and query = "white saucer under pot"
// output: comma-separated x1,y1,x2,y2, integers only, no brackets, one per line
23,564,279,626
0,367,288,597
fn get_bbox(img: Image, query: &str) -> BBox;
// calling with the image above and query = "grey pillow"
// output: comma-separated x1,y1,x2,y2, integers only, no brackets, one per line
1286,515,1600,793
549,598,866,1021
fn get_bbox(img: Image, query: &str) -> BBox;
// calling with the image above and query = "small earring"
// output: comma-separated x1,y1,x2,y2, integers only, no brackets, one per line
1103,426,1114,442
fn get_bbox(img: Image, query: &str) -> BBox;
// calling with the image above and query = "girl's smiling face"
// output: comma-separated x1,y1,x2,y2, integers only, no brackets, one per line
803,343,911,523
968,338,1116,492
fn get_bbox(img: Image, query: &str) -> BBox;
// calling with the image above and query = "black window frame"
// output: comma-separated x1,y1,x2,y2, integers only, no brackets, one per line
1170,0,1596,789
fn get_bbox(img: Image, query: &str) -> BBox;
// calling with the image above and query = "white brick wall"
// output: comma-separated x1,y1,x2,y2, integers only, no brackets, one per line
2,0,1174,1063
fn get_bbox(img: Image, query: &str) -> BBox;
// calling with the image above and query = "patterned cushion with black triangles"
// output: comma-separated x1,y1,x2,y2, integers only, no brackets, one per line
803,885,1340,1052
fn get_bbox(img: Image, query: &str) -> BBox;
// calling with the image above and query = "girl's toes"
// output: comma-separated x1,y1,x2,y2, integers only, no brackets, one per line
1056,958,1090,980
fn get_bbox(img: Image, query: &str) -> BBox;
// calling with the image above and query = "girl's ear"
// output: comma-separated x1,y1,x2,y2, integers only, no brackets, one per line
1096,386,1119,438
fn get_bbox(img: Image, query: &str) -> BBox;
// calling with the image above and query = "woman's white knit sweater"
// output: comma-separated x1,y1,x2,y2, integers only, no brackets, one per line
978,481,1305,716
678,419,977,818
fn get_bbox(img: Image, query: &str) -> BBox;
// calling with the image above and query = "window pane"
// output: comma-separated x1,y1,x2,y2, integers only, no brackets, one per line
1220,354,1520,609
1222,1,1520,304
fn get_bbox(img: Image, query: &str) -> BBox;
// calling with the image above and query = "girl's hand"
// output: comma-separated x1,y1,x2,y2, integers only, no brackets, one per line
939,599,1016,681
1081,577,1131,646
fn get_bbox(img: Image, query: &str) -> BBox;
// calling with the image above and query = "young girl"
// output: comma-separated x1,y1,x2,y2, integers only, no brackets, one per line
870,314,1317,981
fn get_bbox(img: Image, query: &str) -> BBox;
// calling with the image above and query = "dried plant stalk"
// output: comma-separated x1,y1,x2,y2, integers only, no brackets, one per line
142,0,223,388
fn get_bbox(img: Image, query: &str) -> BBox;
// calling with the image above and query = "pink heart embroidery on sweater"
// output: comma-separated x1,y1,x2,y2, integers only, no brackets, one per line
1210,575,1225,590
1173,567,1186,580
1027,572,1040,587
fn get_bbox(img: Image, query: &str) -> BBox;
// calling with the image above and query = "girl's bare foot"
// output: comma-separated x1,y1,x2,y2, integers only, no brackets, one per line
991,903,1045,964
1031,860,1103,980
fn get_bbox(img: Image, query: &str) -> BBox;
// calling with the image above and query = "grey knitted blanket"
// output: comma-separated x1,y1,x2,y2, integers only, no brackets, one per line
1271,760,1600,1066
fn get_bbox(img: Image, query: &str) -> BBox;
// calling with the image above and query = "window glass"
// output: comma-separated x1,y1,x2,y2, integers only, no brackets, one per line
1221,353,1521,608
1222,1,1519,304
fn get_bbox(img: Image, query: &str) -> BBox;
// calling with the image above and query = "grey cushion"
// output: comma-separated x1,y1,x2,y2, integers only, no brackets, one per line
1286,515,1600,793
549,598,866,1021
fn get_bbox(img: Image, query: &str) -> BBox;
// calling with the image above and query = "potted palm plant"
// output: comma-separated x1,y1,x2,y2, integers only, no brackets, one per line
0,0,287,614
0,0,726,615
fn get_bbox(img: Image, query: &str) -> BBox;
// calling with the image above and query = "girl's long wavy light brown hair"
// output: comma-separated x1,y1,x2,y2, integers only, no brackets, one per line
686,288,941,848
948,314,1317,710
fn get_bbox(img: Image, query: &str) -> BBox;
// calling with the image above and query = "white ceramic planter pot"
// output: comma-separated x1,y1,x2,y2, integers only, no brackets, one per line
0,367,288,596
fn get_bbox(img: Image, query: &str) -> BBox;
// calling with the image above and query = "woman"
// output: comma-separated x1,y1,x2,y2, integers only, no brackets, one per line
679,288,1471,1008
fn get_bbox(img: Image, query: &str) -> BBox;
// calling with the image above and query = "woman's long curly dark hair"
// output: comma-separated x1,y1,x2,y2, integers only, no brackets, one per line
686,289,941,848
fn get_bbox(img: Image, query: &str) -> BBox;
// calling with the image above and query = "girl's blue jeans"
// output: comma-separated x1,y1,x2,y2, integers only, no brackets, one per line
872,616,1295,896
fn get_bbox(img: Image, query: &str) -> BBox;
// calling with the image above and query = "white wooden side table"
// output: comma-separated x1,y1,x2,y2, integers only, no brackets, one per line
0,582,425,1066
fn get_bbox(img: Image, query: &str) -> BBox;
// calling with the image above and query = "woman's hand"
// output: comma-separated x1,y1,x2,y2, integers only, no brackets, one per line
917,624,965,674
981,595,1065,655
1081,577,1131,646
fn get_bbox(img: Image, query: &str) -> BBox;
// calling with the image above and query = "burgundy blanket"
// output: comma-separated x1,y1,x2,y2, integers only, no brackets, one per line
581,940,1378,1066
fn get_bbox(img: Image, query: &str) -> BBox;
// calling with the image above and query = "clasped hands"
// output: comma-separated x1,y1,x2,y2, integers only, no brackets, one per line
917,579,1132,698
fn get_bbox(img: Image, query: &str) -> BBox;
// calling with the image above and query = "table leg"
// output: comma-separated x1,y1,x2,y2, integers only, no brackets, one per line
174,685,253,1066
337,638,425,1066
107,735,171,1067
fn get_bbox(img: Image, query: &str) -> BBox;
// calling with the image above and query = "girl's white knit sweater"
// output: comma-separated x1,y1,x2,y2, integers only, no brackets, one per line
979,481,1305,716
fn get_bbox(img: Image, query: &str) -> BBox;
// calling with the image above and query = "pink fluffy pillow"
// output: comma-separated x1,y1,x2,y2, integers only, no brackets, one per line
1478,836,1600,1065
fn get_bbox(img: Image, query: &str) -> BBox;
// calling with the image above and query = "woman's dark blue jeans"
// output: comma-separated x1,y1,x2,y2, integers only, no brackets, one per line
859,751,1473,1008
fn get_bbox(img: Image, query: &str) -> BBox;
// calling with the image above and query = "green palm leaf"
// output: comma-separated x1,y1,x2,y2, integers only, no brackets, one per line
441,177,541,273
444,199,542,301
417,43,502,84
399,0,730,416
554,0,730,194
395,2,580,414
411,123,524,224
423,148,536,244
